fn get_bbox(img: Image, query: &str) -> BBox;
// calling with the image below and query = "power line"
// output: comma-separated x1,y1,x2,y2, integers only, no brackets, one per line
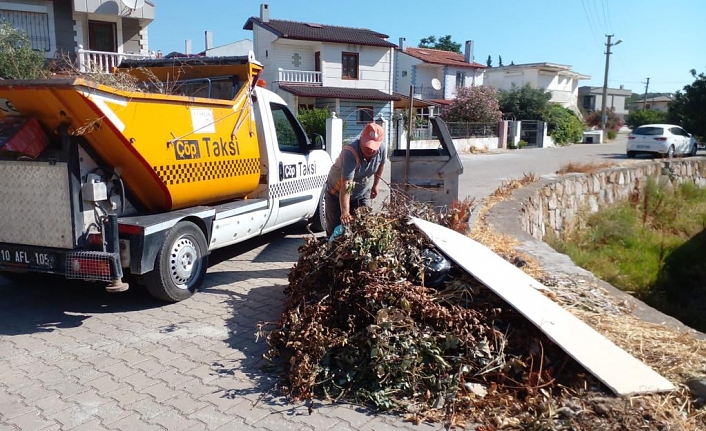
589,0,605,33
580,0,600,47
604,0,613,33
600,0,609,32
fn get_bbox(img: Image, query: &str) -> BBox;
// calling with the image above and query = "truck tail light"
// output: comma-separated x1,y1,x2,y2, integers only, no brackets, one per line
118,224,143,235
87,233,103,246
654,137,668,141
66,252,112,281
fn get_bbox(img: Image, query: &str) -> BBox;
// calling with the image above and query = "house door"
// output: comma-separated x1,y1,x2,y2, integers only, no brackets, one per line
88,21,117,52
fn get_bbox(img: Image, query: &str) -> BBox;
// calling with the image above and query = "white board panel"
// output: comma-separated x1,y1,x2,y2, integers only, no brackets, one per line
412,217,674,395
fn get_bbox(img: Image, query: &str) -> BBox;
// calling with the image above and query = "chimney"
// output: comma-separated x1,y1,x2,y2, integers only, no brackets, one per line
619,84,624,89
205,30,213,51
464,40,474,63
185,39,192,55
260,3,269,22
399,37,406,51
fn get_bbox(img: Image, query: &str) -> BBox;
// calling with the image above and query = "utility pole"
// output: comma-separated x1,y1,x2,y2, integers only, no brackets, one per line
600,34,622,131
642,77,650,110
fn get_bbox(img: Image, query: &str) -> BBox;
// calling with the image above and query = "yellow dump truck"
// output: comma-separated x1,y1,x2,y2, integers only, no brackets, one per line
0,54,332,301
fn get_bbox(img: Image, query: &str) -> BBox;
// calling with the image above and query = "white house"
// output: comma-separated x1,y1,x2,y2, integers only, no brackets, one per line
484,63,590,114
395,38,486,114
634,95,673,112
578,85,632,119
243,4,398,142
0,0,155,73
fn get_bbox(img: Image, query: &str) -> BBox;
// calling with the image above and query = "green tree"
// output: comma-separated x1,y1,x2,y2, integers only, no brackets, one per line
418,35,461,53
486,55,492,67
498,56,504,67
545,104,584,145
0,21,47,79
297,107,330,143
497,84,552,120
668,68,706,140
624,109,668,129
441,86,503,123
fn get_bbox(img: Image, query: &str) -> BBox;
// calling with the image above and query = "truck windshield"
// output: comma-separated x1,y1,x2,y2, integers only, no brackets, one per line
271,103,308,153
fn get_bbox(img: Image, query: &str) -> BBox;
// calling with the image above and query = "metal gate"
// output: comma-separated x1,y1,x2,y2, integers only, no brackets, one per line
520,120,545,148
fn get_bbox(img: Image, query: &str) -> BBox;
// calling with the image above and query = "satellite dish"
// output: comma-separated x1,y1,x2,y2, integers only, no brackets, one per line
121,0,145,9
431,78,442,91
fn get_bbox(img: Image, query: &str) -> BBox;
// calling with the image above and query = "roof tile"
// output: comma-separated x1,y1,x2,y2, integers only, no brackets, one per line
244,18,396,48
404,47,486,69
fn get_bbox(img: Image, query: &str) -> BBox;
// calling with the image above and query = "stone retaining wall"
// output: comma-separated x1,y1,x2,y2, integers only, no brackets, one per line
520,159,706,241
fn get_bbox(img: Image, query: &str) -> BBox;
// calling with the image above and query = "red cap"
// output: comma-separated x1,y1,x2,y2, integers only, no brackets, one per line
359,123,384,152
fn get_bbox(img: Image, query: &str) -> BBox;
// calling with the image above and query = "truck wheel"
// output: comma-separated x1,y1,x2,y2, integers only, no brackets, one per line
145,221,208,302
310,192,327,233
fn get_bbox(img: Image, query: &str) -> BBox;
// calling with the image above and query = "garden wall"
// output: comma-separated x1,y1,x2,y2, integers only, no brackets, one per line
519,159,706,241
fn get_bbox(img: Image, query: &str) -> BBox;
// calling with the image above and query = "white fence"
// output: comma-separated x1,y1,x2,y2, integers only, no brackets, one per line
76,48,154,73
277,68,322,84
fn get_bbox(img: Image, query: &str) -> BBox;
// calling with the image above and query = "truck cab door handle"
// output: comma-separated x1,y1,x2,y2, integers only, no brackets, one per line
278,162,283,182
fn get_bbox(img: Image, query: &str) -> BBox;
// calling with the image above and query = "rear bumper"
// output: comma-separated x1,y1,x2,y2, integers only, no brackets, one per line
0,243,120,282
626,142,668,153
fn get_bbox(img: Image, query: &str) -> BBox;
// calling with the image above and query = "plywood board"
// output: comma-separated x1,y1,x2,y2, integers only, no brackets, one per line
412,217,674,395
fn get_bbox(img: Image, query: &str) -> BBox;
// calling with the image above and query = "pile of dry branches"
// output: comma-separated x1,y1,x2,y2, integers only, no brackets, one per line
262,194,706,429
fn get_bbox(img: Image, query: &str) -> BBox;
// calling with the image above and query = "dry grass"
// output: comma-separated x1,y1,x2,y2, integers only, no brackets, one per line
556,161,615,175
466,170,706,429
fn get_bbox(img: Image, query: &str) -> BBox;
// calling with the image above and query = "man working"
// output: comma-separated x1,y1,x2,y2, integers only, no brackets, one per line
324,122,386,237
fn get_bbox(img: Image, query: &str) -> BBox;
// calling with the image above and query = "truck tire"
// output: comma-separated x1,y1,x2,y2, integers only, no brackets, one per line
310,191,327,233
145,221,208,302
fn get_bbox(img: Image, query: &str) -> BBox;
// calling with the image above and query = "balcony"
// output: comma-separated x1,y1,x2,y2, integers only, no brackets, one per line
76,47,155,74
413,87,443,100
277,68,322,85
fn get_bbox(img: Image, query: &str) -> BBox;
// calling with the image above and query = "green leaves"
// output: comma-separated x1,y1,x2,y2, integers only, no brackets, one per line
0,21,48,80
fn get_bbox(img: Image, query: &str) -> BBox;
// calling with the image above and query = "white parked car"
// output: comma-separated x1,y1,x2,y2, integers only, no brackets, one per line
627,124,698,158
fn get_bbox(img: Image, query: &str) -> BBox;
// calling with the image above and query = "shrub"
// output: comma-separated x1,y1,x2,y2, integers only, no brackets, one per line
442,86,503,123
606,129,617,140
545,104,584,145
625,109,668,129
497,84,552,120
584,109,623,131
297,107,330,143
0,21,48,79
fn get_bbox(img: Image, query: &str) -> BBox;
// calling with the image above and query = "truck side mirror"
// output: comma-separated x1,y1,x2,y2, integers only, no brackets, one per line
311,134,325,151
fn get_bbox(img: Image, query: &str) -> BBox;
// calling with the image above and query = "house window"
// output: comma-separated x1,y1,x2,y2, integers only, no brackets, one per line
0,9,51,51
342,52,359,79
314,51,321,72
357,106,374,124
88,21,117,52
582,95,594,111
456,72,466,88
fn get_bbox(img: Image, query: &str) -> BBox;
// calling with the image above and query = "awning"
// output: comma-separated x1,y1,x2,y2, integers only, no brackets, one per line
278,85,399,101
393,92,443,109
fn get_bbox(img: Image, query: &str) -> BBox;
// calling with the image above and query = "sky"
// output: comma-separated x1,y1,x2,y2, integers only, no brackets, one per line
148,0,705,94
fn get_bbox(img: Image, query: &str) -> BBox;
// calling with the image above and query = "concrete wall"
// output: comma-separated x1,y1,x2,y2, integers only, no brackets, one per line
399,137,499,151
518,159,706,241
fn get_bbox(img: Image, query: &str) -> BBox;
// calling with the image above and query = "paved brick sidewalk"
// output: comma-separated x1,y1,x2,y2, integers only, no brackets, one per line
0,225,442,431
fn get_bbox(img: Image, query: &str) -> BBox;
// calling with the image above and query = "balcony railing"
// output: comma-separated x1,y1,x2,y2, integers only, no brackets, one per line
414,87,443,100
76,47,155,73
277,68,322,85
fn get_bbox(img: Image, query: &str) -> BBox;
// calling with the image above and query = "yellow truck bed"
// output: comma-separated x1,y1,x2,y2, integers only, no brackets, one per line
0,58,264,212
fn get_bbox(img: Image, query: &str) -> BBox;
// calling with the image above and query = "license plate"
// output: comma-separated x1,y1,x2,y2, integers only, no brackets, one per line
0,247,57,270
636,145,650,149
